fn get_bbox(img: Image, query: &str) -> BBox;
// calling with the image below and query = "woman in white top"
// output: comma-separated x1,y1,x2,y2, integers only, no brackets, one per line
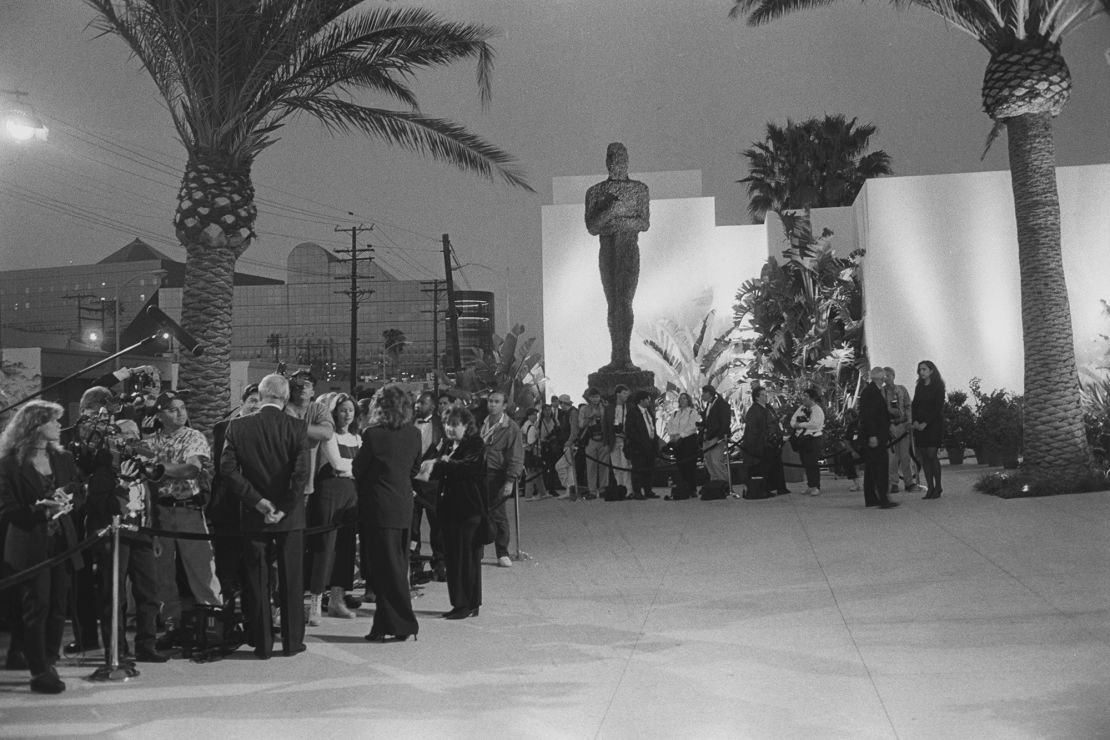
789,388,826,496
665,393,701,498
307,393,362,624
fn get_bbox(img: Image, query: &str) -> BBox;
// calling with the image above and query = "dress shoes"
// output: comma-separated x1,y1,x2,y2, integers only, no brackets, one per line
364,633,416,643
30,667,66,694
253,647,272,660
63,640,97,656
134,647,170,663
442,607,479,620
281,644,308,657
644,492,659,499
879,501,900,509
923,490,942,499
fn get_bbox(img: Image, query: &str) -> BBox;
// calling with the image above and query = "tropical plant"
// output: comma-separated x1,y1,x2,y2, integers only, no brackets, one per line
86,0,532,433
382,328,407,373
740,114,892,225
943,390,977,450
733,225,866,416
731,0,1103,482
969,378,1024,455
454,324,546,412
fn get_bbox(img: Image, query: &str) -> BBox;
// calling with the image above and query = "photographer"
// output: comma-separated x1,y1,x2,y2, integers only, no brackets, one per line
72,386,168,663
145,391,221,649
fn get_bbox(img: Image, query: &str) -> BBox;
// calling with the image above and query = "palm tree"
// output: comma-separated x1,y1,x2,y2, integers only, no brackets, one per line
731,0,1104,480
740,114,892,224
86,0,532,433
381,328,407,374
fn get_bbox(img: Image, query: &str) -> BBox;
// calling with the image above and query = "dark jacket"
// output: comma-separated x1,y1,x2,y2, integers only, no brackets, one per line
0,450,84,572
353,425,423,529
859,382,890,443
220,405,310,533
911,381,946,448
740,403,781,459
431,435,488,521
702,395,731,441
624,404,657,463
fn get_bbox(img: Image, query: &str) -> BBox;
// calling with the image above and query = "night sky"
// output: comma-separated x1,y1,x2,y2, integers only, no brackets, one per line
2,0,1108,345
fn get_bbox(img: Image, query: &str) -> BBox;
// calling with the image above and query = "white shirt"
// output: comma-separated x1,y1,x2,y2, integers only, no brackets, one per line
666,407,699,441
790,404,825,437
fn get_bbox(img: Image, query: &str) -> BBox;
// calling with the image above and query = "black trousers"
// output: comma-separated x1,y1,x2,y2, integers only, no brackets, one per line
242,530,304,657
672,436,699,494
486,471,512,559
629,452,655,496
794,436,822,489
18,557,69,676
367,526,418,637
98,537,160,654
308,478,357,594
441,516,482,610
754,446,787,493
863,443,891,506
411,480,444,568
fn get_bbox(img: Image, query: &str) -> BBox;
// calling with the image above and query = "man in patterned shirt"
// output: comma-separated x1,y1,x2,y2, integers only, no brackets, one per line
146,391,222,647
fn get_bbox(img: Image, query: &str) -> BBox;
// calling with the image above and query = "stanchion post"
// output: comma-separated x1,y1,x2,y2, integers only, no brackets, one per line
512,479,521,561
90,515,140,682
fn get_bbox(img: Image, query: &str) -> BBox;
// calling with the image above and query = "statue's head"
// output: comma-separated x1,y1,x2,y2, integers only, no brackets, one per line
606,142,629,179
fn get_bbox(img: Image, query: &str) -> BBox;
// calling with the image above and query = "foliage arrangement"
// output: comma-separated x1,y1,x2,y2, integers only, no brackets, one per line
1079,298,1110,453
86,0,532,433
453,324,545,412
943,390,977,451
975,469,1110,499
969,377,1023,457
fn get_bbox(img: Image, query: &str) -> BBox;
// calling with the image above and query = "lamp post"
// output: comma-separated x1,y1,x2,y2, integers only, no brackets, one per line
110,270,167,368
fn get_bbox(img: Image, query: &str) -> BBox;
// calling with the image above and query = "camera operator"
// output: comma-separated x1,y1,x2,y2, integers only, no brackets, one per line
145,392,221,649
71,385,168,662
89,365,163,436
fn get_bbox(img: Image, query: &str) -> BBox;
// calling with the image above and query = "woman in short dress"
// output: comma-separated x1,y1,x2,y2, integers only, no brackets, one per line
911,360,946,499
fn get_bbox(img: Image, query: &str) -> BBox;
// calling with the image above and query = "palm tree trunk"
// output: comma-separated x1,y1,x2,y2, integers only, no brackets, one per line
178,245,236,437
173,161,255,437
1006,113,1090,477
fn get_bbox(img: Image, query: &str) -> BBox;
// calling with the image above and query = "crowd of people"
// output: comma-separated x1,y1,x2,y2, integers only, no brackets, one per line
0,361,947,694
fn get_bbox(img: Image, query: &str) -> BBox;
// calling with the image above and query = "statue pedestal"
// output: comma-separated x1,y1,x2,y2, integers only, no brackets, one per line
587,368,656,399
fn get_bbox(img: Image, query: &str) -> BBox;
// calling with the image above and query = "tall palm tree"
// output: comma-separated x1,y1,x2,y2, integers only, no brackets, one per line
381,328,407,373
740,114,892,224
86,0,532,433
731,0,1105,480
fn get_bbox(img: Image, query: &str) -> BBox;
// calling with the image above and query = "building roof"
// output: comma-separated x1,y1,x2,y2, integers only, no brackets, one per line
98,238,174,264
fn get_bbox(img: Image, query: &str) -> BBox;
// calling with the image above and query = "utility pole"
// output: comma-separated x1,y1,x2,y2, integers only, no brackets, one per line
442,234,462,373
420,279,445,397
334,225,375,394
63,293,100,343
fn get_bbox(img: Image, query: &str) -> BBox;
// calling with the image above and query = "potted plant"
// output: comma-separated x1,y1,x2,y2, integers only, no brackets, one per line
943,390,975,465
972,381,1023,468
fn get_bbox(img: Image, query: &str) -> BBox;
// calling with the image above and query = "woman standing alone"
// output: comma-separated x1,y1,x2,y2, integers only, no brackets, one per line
912,361,946,499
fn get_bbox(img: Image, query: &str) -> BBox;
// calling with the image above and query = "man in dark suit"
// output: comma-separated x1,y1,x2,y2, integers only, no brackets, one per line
859,367,899,509
624,389,659,499
220,374,310,658
700,384,732,484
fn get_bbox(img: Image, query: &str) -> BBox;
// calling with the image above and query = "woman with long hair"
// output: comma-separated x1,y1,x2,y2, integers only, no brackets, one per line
789,388,826,496
0,401,84,694
912,361,946,499
665,392,700,498
306,393,361,625
353,385,423,642
425,406,487,620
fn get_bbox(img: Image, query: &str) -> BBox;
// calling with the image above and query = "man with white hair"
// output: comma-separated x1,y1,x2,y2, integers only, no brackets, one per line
221,373,311,658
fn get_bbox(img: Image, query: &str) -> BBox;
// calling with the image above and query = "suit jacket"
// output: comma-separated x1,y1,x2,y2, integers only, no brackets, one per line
702,395,731,441
220,405,310,533
431,435,488,521
602,402,627,448
353,425,423,529
859,382,891,443
0,450,84,572
624,405,657,463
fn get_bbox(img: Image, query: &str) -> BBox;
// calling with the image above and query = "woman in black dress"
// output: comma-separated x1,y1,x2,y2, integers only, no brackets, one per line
911,360,946,499
424,407,487,620
353,386,423,642
0,401,83,694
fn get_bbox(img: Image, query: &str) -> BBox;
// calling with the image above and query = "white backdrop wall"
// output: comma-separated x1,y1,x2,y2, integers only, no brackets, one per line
857,165,1110,394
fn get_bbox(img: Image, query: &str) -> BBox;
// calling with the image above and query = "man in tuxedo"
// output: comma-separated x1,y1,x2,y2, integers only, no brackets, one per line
624,389,659,499
700,384,732,484
859,367,899,509
220,374,311,658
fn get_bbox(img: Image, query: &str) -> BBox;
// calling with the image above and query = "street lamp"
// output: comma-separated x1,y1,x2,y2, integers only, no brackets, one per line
1,90,48,143
109,270,167,367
